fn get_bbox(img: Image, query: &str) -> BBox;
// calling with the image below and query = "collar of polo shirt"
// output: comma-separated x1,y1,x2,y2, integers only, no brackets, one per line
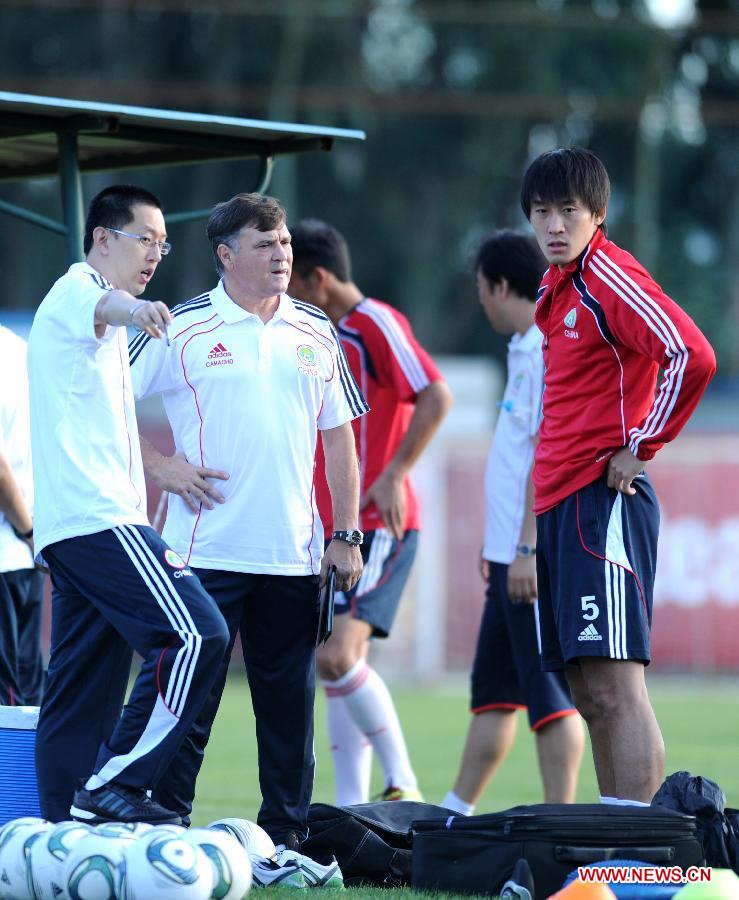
212,280,302,325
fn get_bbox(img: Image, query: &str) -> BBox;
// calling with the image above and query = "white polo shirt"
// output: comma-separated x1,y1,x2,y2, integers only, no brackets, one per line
483,323,543,565
28,262,149,558
0,326,34,571
129,283,367,575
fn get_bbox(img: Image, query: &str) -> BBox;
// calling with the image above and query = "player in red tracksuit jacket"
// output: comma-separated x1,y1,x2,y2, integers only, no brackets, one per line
520,148,716,805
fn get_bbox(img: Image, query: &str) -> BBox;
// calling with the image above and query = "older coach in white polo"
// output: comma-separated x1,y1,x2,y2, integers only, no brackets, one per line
129,192,366,886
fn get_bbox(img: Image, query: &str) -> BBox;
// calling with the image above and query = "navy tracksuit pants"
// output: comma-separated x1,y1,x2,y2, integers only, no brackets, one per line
152,570,320,845
36,525,228,822
0,568,45,706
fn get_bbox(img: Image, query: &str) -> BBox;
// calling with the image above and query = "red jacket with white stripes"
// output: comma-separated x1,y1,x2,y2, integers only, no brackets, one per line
315,297,443,535
533,228,716,514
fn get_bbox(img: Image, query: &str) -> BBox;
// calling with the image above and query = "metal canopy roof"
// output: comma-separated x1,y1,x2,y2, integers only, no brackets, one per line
0,91,366,262
0,91,366,180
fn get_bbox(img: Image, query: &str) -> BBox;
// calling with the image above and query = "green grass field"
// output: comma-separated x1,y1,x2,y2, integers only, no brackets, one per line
191,673,738,897
193,673,738,824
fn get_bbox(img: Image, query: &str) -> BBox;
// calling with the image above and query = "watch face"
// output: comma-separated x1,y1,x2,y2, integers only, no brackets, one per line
333,529,363,545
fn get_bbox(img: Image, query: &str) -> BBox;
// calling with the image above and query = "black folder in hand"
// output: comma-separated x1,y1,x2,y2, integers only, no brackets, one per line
316,565,336,647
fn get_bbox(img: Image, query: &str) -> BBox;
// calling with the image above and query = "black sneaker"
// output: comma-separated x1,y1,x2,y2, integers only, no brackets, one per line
500,857,536,900
70,781,182,825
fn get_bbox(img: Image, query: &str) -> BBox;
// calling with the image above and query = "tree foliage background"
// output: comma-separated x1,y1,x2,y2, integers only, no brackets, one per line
0,0,737,375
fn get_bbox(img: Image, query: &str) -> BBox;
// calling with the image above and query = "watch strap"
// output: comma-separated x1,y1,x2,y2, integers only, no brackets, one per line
332,529,363,546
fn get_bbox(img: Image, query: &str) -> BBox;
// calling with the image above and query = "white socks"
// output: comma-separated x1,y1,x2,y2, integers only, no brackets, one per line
600,795,650,806
326,685,372,805
442,791,475,816
323,659,417,804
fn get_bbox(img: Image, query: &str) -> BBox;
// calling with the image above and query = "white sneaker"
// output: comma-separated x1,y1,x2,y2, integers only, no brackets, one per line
275,847,344,889
250,853,307,888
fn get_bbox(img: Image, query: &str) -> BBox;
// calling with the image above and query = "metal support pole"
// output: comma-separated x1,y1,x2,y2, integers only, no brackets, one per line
0,199,66,235
57,130,85,264
254,155,275,194
164,208,215,226
166,155,277,226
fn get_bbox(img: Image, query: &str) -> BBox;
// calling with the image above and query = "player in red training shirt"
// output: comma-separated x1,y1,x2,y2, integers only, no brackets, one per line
289,219,452,804
521,148,716,804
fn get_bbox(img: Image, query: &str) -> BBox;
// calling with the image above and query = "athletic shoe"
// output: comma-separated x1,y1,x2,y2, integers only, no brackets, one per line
70,782,182,825
275,847,345,889
250,855,307,888
500,857,535,900
378,785,424,802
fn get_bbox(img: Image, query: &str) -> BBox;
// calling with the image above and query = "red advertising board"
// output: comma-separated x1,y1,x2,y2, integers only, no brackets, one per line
445,435,739,673
647,437,739,670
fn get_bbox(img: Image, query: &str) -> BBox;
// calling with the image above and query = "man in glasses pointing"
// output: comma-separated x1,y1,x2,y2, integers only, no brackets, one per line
27,184,228,825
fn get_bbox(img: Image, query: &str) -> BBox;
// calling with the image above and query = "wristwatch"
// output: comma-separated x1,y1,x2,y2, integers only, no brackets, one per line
516,543,536,558
332,529,364,546
13,526,33,540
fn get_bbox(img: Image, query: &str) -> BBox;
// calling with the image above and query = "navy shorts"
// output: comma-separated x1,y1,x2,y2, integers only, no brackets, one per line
536,472,660,671
471,562,576,730
332,529,418,638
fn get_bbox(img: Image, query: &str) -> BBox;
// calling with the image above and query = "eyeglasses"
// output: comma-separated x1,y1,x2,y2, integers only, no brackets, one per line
107,228,172,256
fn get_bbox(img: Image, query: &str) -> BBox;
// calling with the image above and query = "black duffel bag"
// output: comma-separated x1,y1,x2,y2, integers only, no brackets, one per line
412,803,704,897
303,800,454,887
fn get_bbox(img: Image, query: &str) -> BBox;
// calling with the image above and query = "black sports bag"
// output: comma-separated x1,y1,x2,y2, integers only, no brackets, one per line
303,800,453,887
411,803,704,897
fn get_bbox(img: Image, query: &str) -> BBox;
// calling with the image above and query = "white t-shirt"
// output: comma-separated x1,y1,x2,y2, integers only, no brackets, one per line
129,283,366,575
483,324,543,565
28,262,149,558
0,326,34,571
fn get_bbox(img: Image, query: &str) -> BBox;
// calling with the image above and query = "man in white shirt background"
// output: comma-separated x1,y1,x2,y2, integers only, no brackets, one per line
0,323,43,707
443,229,584,815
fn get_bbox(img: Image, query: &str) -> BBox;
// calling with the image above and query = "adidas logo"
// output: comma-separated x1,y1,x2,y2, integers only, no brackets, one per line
207,342,231,359
206,341,234,368
578,623,602,642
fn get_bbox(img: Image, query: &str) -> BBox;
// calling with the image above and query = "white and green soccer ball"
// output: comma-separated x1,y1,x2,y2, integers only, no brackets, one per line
184,827,252,899
93,822,154,841
0,817,52,900
0,817,46,843
121,832,212,899
28,820,92,900
206,819,275,863
63,832,133,900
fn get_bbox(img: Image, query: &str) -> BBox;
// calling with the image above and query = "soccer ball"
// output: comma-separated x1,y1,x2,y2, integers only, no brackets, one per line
183,827,252,899
142,824,186,837
0,816,47,858
28,821,92,900
0,817,46,843
94,822,154,840
0,818,52,900
63,833,133,900
121,833,212,899
206,819,275,862
124,823,185,850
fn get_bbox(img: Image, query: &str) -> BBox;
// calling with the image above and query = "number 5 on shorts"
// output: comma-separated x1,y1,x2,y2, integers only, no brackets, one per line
581,595,599,621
